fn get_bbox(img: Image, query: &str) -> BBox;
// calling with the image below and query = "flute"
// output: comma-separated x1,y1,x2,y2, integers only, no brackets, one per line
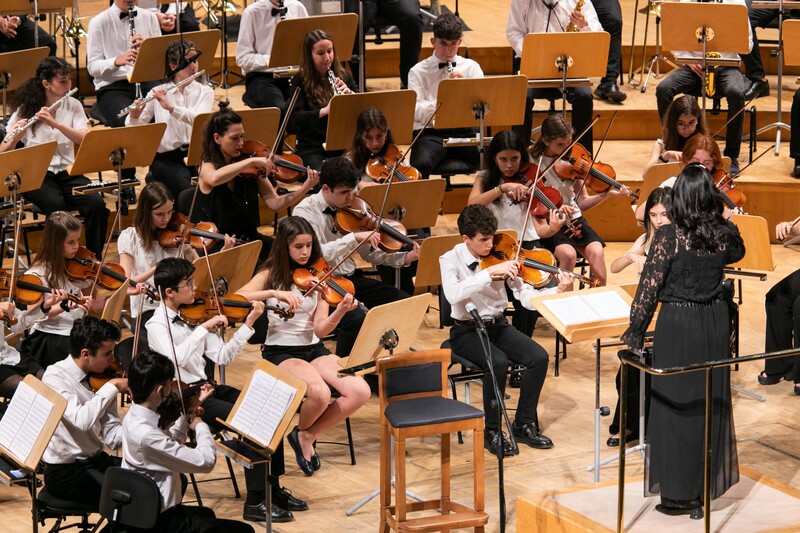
117,70,206,118
3,88,78,143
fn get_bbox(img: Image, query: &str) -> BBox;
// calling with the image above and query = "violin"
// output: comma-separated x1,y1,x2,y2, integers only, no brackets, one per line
508,163,583,239
157,379,214,430
555,143,639,201
0,269,86,307
234,140,308,183
480,233,600,289
179,290,293,325
157,212,246,250
292,257,369,313
712,168,746,211
66,247,160,300
365,144,421,183
334,196,416,253
88,360,125,393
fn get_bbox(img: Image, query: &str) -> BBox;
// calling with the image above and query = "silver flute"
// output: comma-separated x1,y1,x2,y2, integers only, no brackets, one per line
327,68,343,95
3,88,78,143
117,70,206,118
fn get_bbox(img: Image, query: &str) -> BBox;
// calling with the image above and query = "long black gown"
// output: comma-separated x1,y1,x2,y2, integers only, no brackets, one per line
622,222,745,507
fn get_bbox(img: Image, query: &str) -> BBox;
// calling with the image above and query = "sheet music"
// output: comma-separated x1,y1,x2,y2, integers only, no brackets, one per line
0,381,53,464
229,369,297,448
542,291,631,327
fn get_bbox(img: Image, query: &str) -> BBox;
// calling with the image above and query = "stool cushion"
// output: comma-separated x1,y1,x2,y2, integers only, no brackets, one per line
433,159,476,176
385,396,483,429
38,487,98,514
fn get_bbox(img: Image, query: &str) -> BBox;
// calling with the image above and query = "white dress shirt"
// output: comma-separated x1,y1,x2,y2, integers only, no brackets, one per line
122,403,215,511
42,355,123,464
408,53,484,131
8,97,88,173
265,286,319,346
476,170,542,242
126,79,213,152
670,0,752,60
26,265,91,336
146,303,255,384
0,306,46,366
439,242,556,322
292,192,408,277
87,4,161,91
506,0,603,57
236,0,308,74
137,0,189,15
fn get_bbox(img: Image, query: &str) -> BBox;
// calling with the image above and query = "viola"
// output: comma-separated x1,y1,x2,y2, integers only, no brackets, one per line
66,247,159,300
234,139,307,183
712,168,746,211
334,196,416,253
555,143,639,201
157,379,214,430
179,290,293,325
88,360,125,393
480,233,600,289
292,257,369,313
365,144,421,183
508,163,583,239
157,212,246,250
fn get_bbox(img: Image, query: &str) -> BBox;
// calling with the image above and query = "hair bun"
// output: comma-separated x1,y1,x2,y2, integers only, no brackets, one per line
218,99,230,111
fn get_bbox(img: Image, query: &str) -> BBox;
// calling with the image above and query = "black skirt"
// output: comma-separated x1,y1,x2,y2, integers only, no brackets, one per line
0,356,42,383
19,330,71,370
541,215,606,250
261,341,331,366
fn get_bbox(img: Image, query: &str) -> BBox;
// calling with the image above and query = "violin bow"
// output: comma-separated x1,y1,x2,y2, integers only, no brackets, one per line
534,114,601,181
7,197,24,305
573,110,619,200
725,143,774,179
269,87,301,164
89,197,127,296
177,184,201,260
201,241,227,337
711,95,759,139
514,156,545,263
130,294,147,371
159,286,190,421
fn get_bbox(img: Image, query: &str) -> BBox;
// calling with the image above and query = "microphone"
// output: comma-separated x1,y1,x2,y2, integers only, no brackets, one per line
465,302,486,331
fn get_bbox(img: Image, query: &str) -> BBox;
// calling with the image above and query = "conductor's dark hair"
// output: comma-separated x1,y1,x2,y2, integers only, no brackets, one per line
320,156,360,190
458,204,498,238
129,349,175,404
154,257,196,292
432,13,463,41
70,316,121,358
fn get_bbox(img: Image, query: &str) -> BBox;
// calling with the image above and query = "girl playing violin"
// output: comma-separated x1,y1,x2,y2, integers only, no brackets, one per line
237,216,371,477
533,115,632,287
347,107,418,186
643,95,707,176
287,29,356,172
196,102,319,261
19,212,106,369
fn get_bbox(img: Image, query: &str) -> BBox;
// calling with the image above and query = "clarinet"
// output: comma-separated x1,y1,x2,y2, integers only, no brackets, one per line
327,68,342,96
446,61,454,78
127,1,142,98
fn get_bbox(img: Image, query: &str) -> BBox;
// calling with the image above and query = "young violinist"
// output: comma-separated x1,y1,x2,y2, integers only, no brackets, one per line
196,102,319,261
19,212,106,369
292,156,419,357
126,39,214,200
122,349,255,533
643,95,707,176
0,56,109,259
533,114,632,287
407,13,483,179
237,217,371,476
146,258,303,523
41,317,127,507
347,107,418,186
441,204,572,456
286,29,356,172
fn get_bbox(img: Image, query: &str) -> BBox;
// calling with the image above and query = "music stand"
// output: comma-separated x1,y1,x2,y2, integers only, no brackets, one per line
128,30,221,84
186,108,281,166
0,48,50,122
356,179,446,231
661,2,749,114
323,90,415,151
268,14,358,72
519,32,610,119
4,0,71,48
434,75,528,167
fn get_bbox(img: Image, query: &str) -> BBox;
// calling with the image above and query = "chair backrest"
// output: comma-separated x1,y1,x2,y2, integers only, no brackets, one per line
377,350,449,409
99,466,162,529
729,214,775,271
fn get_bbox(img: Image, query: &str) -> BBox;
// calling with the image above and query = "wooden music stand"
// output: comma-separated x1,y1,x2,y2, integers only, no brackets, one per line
0,142,55,197
268,14,358,70
434,75,528,167
128,30,221,84
323,90,416,151
2,0,70,11
519,32,610,88
194,241,262,297
0,47,50,120
186,108,281,166
782,19,800,68
355,179,446,231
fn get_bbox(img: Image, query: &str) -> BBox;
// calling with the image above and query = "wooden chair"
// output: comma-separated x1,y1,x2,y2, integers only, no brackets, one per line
378,349,488,533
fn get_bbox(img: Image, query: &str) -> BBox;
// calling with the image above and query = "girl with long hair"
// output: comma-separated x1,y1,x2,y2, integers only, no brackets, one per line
610,187,672,275
643,95,707,175
346,107,417,186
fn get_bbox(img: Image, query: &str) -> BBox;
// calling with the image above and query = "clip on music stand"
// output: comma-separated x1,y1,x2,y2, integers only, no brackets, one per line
186,108,281,167
661,2,749,115
434,75,528,168
519,32,609,119
0,47,50,122
128,29,221,85
269,14,359,76
323,90,415,151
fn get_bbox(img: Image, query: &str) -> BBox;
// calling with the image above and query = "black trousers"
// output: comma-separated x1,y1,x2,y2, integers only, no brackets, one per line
244,74,290,117
408,128,481,179
129,504,254,533
24,170,109,259
593,0,623,84
336,270,409,357
150,148,195,201
655,66,745,160
448,319,549,430
0,17,56,55
161,4,201,34
791,88,800,161
44,452,121,507
763,268,800,383
513,86,594,151
741,0,781,81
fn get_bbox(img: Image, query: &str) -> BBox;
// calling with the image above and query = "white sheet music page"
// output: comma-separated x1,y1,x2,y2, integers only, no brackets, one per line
229,369,297,447
0,381,53,464
580,291,631,320
542,290,631,327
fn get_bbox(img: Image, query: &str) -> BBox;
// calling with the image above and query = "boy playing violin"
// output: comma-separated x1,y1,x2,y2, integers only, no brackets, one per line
440,204,571,456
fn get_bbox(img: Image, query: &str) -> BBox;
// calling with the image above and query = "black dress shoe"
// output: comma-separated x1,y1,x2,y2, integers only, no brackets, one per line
744,78,770,100
287,426,314,477
512,421,554,449
310,452,321,471
606,432,638,447
758,371,789,385
793,160,800,178
272,486,308,512
242,501,294,523
655,503,702,518
595,81,627,103
484,429,517,457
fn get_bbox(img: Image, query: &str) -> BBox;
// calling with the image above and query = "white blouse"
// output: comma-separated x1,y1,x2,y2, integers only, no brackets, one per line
26,264,91,336
265,284,319,346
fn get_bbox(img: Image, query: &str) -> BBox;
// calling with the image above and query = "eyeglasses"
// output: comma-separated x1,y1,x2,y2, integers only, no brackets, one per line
176,279,195,290
676,120,698,130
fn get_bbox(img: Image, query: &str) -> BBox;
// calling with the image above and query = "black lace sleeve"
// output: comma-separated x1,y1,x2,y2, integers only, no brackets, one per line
621,225,676,351
724,221,746,265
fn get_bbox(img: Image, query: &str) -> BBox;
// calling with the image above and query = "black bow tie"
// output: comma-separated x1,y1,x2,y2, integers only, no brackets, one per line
468,261,479,271
438,62,455,69
120,9,137,20
172,314,186,325
272,7,287,16
323,207,337,216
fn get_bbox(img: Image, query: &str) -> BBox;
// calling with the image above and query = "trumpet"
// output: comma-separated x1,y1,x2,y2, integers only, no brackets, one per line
704,52,721,98
117,70,206,118
3,88,78,143
327,68,342,96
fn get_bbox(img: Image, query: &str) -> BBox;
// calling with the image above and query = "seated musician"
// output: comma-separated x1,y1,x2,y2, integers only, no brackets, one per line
41,317,127,507
0,57,109,258
236,0,308,114
654,0,752,176
643,95,707,177
407,13,482,179
739,0,775,101
122,349,254,532
137,0,201,34
0,13,56,55
146,257,305,523
292,156,419,357
126,40,214,200
440,204,572,456
505,0,603,147
346,107,415,187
